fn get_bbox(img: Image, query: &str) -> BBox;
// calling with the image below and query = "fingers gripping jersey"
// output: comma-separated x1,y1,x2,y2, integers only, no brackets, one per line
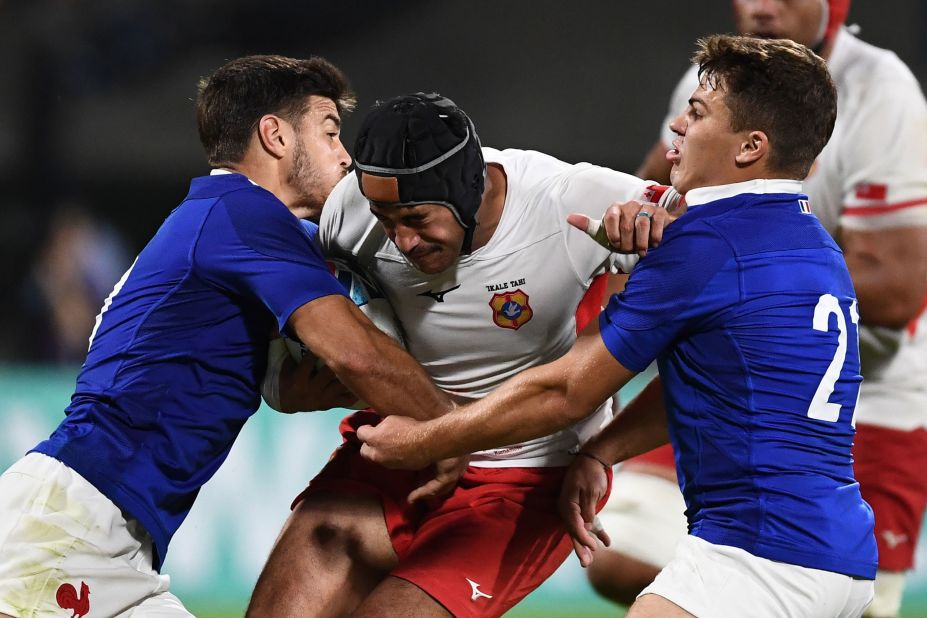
321,147,656,467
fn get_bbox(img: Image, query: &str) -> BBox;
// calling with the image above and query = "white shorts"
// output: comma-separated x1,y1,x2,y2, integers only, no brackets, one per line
0,453,193,617
597,468,688,568
641,535,874,618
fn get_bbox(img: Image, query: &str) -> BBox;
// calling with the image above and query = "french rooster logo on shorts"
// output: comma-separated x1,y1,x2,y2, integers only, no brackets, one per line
56,581,90,618
489,289,533,330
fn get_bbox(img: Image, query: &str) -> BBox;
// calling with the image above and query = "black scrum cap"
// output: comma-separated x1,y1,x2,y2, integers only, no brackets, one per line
353,93,486,254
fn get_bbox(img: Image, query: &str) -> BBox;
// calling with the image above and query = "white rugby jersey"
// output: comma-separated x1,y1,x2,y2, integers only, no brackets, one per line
657,28,927,429
320,147,653,466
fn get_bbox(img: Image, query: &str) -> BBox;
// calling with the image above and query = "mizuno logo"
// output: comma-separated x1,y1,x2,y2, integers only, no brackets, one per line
882,530,909,549
467,578,493,602
418,284,461,303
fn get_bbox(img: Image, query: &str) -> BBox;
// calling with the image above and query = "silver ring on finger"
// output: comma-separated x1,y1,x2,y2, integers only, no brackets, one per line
636,210,654,220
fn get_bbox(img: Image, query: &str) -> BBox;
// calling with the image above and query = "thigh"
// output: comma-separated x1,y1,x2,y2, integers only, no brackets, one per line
392,467,573,618
0,454,172,618
353,576,452,618
247,441,411,618
642,536,869,618
123,591,194,617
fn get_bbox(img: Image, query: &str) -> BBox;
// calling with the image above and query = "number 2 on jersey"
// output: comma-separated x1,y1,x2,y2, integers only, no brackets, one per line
807,293,860,423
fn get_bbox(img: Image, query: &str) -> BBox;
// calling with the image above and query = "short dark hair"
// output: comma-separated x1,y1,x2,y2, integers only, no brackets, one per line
694,34,837,178
196,55,356,167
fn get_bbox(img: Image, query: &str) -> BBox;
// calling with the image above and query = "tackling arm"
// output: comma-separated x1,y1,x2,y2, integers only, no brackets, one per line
287,294,454,421
580,374,670,466
357,320,636,469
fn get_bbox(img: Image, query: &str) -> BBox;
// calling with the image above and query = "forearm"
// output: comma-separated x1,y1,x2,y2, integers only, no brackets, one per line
291,295,453,420
418,364,594,461
325,322,452,421
581,375,669,465
841,226,927,329
416,335,635,462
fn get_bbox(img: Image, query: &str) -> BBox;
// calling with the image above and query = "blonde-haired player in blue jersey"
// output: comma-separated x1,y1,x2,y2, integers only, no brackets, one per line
359,35,878,618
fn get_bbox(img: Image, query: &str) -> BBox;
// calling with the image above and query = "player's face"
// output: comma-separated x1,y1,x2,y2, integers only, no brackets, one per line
369,202,465,274
666,78,747,194
286,96,352,221
732,0,824,48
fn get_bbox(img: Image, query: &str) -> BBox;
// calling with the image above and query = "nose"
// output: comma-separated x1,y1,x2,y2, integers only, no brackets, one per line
749,0,778,20
668,111,686,137
392,224,420,255
336,140,352,169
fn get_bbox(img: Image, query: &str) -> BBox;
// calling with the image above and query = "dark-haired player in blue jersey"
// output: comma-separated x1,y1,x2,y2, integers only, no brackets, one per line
359,34,878,617
0,55,455,618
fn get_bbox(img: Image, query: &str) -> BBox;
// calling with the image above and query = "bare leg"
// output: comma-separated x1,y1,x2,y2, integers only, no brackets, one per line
586,550,662,607
353,576,452,618
627,593,696,617
247,492,397,618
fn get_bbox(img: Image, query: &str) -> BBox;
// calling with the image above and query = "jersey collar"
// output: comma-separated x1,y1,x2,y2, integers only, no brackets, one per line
685,179,803,206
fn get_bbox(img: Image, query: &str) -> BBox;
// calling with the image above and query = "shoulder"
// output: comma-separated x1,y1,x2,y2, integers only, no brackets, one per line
200,178,304,244
483,146,571,187
320,172,376,239
488,147,643,198
835,33,925,104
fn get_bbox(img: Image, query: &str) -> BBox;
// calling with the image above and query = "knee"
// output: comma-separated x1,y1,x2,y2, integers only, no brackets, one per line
586,551,661,607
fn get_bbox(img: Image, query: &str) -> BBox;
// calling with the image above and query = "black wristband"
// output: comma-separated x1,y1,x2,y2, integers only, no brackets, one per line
576,450,610,471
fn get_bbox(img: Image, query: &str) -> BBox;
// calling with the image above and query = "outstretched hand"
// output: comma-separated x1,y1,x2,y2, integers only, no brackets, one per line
357,414,435,470
557,454,611,568
568,198,684,257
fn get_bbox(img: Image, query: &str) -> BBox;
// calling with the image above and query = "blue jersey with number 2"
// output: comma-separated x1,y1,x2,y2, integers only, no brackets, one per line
599,188,877,579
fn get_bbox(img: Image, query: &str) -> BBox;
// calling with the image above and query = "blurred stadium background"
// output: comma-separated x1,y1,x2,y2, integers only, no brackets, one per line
1,1,925,616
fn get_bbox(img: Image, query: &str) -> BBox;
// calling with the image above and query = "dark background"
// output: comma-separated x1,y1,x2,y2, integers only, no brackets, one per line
1,0,925,360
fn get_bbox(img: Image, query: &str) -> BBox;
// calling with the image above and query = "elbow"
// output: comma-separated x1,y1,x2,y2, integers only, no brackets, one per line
861,293,927,330
562,384,607,425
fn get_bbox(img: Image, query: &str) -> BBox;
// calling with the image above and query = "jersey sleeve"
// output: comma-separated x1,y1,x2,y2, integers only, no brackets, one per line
839,66,927,230
658,64,700,148
195,187,347,331
598,221,738,372
555,164,651,282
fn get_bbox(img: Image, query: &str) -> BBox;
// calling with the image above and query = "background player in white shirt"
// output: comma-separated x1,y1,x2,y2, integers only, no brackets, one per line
596,2,927,615
247,93,681,618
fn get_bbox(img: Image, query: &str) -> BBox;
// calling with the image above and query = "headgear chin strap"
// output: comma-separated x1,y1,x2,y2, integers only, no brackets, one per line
353,93,486,254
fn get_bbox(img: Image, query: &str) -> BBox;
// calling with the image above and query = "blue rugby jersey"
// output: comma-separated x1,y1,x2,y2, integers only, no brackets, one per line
32,172,347,569
599,179,877,579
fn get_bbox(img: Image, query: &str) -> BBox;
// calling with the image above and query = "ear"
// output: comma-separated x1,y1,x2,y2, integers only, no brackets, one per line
256,114,289,159
735,130,768,166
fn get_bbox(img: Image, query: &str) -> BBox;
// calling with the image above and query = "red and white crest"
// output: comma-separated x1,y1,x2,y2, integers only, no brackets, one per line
489,289,533,330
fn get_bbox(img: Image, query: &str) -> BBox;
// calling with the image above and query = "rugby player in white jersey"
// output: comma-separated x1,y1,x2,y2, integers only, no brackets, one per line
246,92,682,618
597,2,927,616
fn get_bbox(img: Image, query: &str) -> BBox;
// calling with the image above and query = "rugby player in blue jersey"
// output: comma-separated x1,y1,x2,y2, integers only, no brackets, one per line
359,34,878,617
0,55,456,617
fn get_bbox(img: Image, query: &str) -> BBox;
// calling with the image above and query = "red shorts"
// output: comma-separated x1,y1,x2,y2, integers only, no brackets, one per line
294,410,613,617
853,423,927,571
